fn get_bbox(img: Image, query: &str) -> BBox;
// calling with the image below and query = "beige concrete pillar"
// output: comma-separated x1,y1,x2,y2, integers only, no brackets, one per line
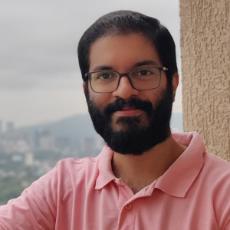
180,0,230,160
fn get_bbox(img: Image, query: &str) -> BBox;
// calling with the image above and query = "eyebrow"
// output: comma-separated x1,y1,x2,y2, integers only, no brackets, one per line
91,60,161,72
92,66,114,72
132,60,161,68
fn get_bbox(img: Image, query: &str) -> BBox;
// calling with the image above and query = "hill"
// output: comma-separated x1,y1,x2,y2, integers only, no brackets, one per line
19,112,183,143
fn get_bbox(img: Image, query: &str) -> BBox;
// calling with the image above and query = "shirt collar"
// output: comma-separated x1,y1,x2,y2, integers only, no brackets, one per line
155,132,205,198
95,132,206,197
95,146,116,190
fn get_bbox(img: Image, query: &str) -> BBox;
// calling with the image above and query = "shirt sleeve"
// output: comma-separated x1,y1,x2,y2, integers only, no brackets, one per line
215,171,230,230
0,165,59,230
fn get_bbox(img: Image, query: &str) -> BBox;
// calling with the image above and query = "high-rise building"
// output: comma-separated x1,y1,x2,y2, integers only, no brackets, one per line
0,120,2,133
6,121,15,134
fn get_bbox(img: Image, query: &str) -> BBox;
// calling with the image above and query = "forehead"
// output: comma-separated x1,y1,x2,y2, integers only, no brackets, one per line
88,33,162,71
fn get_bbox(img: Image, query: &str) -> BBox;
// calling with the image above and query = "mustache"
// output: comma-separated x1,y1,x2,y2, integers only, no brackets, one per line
104,98,153,116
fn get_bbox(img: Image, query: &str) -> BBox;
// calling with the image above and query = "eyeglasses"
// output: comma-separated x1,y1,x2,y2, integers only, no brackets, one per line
84,65,168,93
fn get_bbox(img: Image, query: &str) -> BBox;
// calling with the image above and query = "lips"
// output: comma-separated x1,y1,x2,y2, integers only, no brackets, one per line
114,107,143,117
120,106,136,111
105,98,153,117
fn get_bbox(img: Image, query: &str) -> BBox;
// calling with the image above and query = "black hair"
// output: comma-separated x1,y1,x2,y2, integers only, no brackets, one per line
77,10,177,83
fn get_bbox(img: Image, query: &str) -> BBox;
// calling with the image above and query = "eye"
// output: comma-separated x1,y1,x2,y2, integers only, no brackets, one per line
94,71,117,80
132,67,158,79
136,69,153,76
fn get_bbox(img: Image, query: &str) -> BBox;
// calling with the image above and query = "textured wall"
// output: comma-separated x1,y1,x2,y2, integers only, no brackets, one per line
180,0,230,160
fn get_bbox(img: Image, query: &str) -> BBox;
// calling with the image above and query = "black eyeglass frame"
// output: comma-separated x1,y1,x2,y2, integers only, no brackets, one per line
84,66,168,93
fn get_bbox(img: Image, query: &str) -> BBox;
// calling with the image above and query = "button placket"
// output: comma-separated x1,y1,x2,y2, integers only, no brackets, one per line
117,202,135,230
124,203,133,211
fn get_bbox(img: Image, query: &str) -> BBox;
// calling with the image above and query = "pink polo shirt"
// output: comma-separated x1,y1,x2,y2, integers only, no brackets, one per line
0,132,230,230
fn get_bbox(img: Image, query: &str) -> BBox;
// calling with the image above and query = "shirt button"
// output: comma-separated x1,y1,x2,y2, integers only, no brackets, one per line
125,204,133,210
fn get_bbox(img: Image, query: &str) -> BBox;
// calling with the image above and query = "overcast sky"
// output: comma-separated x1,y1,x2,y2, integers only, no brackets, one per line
0,0,181,127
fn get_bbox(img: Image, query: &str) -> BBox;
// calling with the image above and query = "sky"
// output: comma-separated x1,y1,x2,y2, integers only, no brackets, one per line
0,0,181,127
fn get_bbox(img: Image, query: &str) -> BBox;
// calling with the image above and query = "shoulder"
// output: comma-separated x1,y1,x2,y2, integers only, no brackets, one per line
53,156,99,184
55,156,98,174
203,152,230,179
200,152,230,191
203,153,230,228
0,155,100,229
20,155,100,199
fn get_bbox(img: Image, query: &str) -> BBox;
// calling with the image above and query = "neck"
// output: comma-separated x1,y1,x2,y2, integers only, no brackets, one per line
112,135,186,193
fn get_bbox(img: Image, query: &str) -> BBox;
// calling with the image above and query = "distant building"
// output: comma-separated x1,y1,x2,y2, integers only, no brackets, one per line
24,152,34,166
15,139,31,154
55,137,72,153
6,121,15,134
37,130,56,151
0,137,30,155
0,120,3,134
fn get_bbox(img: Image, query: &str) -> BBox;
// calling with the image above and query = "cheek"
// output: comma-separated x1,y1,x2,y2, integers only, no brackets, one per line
147,77,169,102
142,89,161,103
88,89,112,109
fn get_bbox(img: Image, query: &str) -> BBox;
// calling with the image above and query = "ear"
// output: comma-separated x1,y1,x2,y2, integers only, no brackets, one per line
172,73,179,101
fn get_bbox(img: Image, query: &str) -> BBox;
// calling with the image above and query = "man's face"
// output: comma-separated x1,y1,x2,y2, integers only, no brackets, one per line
84,33,178,155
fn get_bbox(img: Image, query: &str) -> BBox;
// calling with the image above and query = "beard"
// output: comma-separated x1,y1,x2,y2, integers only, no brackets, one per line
85,84,173,155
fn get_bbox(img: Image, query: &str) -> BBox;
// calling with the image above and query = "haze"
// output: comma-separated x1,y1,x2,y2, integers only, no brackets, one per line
0,0,181,127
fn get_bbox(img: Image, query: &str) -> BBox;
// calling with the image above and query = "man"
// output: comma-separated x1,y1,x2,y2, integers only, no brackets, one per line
0,10,229,230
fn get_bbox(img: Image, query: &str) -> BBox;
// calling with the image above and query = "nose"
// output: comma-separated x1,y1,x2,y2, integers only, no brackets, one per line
112,76,139,99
